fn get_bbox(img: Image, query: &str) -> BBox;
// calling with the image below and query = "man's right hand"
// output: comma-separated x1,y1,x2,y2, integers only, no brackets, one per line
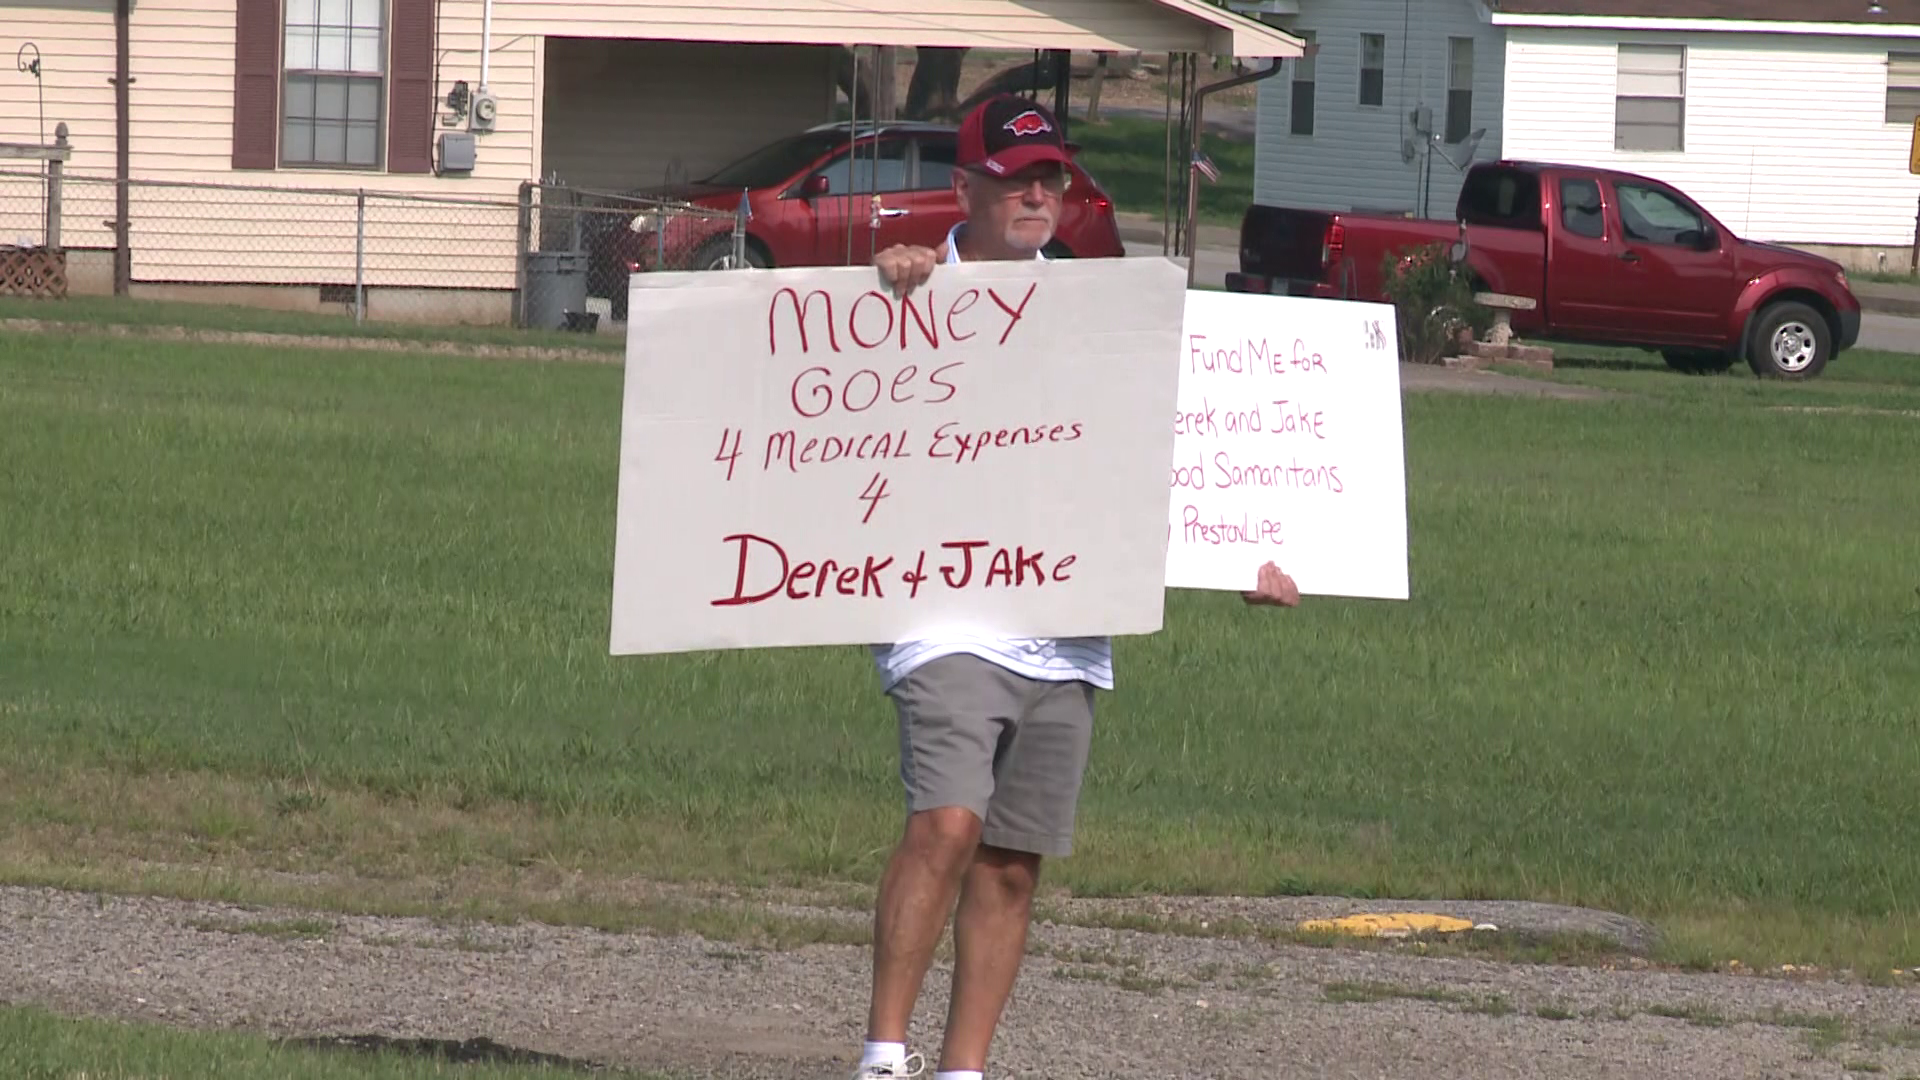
875,243,944,299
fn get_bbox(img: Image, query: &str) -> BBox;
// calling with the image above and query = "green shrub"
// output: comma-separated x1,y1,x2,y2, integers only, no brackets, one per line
1379,243,1491,364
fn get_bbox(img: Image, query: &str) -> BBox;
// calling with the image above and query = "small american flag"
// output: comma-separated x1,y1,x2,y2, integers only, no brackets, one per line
1192,152,1221,184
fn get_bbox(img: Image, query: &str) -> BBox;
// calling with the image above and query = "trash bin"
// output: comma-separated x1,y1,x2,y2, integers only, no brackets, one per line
522,250,589,331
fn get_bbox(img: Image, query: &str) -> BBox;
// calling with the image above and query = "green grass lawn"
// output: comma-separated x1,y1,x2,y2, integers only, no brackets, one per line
2,329,1919,973
0,1004,666,1080
0,294,623,354
1519,340,1920,412
1069,114,1255,226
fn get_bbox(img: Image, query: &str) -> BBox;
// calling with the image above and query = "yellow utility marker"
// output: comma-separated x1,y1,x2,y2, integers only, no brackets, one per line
1298,913,1477,938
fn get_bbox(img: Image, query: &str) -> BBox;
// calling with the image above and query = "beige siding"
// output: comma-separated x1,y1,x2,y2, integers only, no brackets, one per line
0,0,536,289
1503,27,1920,249
541,39,832,193
0,0,1299,296
492,0,1232,54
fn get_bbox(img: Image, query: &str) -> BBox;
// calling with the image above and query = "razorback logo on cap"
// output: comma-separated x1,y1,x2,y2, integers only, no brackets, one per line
1002,110,1053,138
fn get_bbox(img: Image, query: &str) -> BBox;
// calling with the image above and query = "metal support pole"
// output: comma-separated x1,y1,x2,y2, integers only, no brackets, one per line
513,181,531,328
1052,49,1070,142
733,192,749,269
112,0,131,295
354,189,367,324
844,45,860,267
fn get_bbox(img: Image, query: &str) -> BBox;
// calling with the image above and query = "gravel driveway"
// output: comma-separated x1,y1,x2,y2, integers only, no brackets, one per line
4,885,1915,1079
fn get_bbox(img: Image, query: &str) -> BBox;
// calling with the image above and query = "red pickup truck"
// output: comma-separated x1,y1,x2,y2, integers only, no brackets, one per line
1226,161,1861,379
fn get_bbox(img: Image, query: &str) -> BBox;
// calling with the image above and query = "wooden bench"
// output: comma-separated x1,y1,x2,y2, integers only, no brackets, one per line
1473,292,1537,346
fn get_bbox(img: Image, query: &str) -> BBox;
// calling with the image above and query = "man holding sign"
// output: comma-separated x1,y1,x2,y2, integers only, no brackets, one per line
851,95,1300,1080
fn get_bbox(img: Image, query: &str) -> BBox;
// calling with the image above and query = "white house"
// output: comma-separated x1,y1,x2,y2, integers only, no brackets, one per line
1250,0,1920,271
1245,0,1509,222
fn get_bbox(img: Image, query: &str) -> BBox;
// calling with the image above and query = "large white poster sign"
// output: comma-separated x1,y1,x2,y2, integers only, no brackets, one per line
1164,290,1410,601
610,258,1190,656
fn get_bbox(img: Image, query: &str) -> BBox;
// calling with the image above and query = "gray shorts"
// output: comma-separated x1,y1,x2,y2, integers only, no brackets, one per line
887,654,1097,858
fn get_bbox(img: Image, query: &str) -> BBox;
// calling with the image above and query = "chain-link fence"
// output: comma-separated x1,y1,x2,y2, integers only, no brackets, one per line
0,165,743,333
522,182,742,328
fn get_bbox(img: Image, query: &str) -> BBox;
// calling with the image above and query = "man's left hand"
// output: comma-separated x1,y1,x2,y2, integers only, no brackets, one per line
1243,561,1300,607
874,242,947,299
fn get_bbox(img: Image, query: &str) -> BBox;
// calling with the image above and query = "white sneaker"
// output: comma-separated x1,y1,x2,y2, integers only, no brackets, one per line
852,1052,926,1079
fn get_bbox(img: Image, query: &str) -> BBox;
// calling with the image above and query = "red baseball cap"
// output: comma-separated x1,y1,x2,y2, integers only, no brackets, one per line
956,95,1072,177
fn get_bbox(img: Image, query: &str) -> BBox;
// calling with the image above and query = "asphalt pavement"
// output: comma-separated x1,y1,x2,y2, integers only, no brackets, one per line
1857,311,1920,355
1123,238,1234,289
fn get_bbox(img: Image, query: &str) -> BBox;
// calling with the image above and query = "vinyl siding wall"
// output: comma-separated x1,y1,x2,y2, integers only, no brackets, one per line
1252,0,1506,218
1502,26,1920,253
0,0,537,289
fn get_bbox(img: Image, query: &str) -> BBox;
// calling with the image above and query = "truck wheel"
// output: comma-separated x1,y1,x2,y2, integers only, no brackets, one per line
1661,347,1732,375
1746,301,1831,380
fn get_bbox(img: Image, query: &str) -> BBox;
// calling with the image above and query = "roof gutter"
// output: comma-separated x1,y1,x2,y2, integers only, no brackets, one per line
1150,0,1308,57
1489,12,1920,38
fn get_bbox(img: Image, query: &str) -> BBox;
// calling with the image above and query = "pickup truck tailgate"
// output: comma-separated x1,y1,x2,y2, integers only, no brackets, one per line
1237,205,1335,284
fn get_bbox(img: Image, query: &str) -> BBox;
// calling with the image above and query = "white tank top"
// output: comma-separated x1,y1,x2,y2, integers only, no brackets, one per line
869,224,1116,691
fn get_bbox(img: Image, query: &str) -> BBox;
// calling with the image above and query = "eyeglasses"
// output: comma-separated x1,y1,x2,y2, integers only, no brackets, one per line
966,167,1071,197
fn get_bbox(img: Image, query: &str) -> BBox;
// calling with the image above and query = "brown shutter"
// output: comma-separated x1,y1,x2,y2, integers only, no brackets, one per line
386,0,436,173
232,0,281,170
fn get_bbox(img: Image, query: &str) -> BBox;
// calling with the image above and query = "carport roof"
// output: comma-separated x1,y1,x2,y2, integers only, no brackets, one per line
517,0,1306,58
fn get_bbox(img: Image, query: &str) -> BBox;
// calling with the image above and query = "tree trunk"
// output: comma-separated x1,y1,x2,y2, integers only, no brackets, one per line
954,54,1068,117
1085,51,1110,123
833,46,879,118
903,46,968,120
873,46,899,121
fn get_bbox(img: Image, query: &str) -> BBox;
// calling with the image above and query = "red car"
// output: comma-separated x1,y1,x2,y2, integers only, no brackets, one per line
1229,161,1861,379
589,120,1128,319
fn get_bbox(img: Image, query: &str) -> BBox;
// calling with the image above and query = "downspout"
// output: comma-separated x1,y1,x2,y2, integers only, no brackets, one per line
1184,47,1291,287
479,0,494,93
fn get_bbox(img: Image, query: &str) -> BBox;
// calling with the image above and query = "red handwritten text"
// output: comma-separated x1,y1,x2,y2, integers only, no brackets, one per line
768,284,1039,356
713,428,743,481
763,428,913,474
1173,396,1267,437
928,420,1085,465
1209,451,1344,494
710,534,1076,607
711,533,896,606
1185,335,1331,376
1181,505,1285,547
857,472,892,524
1267,398,1327,440
790,361,962,419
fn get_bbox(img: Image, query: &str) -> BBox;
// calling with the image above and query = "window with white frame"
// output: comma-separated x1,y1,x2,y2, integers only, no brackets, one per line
1615,44,1686,152
1291,30,1316,136
1887,52,1920,125
282,0,386,168
1445,37,1474,144
1360,33,1386,108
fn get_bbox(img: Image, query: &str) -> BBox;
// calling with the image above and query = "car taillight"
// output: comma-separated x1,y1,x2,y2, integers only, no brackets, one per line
1322,222,1345,270
1093,196,1111,210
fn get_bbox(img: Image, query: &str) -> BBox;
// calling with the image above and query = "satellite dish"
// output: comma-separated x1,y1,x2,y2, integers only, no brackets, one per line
1459,128,1487,164
1432,127,1488,172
